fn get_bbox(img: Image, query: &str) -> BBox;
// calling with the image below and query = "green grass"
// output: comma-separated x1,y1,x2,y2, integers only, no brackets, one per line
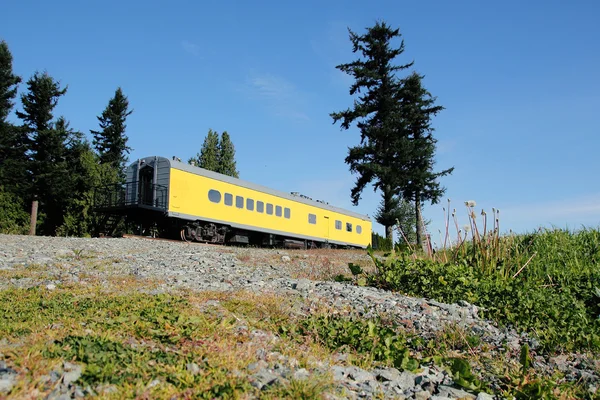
0,283,340,399
363,227,600,352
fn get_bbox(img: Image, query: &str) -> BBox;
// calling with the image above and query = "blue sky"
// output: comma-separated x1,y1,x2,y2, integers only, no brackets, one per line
3,0,600,244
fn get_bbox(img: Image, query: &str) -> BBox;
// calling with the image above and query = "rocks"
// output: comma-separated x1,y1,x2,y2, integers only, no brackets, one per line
61,362,82,386
0,366,17,394
186,362,201,375
436,386,476,399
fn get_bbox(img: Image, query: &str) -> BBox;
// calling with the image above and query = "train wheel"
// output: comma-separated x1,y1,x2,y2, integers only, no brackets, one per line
180,228,192,243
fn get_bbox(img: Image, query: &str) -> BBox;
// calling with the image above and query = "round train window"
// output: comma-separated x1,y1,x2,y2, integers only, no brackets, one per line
208,189,221,203
356,225,362,234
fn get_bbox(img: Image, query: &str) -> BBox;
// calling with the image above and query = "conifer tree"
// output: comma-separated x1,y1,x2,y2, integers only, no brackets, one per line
91,87,133,180
15,71,69,234
392,72,453,245
330,21,413,239
331,21,453,245
0,40,21,124
217,131,239,178
0,39,26,201
188,129,220,172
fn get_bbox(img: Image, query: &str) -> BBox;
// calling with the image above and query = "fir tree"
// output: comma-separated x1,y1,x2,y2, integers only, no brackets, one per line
217,131,239,178
332,21,453,245
330,21,413,239
16,71,66,135
0,39,26,202
189,129,220,172
91,87,133,179
0,40,21,124
15,71,69,234
392,72,453,246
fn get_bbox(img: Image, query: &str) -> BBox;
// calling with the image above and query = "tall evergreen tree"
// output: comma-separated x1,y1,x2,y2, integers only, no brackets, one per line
217,131,239,178
0,39,26,201
392,72,453,246
188,129,220,171
15,71,69,234
0,40,21,124
91,87,133,180
330,21,413,239
331,21,453,245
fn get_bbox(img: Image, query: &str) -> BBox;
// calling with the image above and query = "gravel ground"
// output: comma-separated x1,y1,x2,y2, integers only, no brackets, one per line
0,234,598,399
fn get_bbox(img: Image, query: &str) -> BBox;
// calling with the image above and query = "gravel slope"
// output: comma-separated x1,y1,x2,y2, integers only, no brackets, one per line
1,234,598,399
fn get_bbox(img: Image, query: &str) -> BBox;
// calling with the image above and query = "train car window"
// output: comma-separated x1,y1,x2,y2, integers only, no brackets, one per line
357,225,362,234
335,220,342,230
266,203,273,215
236,196,244,209
208,189,221,203
346,222,352,232
275,205,282,217
247,198,254,211
224,193,233,206
257,201,264,213
308,214,316,224
284,208,291,219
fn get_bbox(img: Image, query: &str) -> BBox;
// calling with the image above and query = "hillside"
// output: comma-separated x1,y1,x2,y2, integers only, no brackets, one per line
0,234,598,399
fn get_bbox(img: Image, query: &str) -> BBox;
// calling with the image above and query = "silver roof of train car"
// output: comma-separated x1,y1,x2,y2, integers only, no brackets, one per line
134,156,372,222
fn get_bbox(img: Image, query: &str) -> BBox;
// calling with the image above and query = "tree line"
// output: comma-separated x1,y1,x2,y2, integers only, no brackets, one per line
0,39,133,236
0,38,240,237
332,21,453,248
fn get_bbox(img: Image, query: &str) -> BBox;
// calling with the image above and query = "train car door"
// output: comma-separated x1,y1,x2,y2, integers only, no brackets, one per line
138,166,154,206
323,216,330,239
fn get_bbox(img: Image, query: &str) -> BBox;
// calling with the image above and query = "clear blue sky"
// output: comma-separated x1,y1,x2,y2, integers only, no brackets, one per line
3,0,599,244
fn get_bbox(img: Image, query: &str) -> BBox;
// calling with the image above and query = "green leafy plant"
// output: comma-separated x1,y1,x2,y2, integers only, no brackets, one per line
288,314,419,370
449,358,483,391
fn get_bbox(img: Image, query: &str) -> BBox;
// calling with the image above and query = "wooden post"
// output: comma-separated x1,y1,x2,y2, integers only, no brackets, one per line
29,200,38,235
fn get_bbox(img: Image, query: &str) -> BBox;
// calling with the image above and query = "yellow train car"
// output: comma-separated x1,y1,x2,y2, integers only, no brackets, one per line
97,156,372,249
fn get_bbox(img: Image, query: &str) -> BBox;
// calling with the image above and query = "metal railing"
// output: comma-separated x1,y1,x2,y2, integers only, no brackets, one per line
93,181,168,210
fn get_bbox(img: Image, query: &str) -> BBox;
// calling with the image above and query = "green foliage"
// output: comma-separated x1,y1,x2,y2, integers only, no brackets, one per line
0,39,22,123
14,71,77,234
449,358,483,391
189,128,219,171
16,70,67,135
56,144,109,237
375,188,416,242
189,129,239,178
372,232,393,252
392,72,454,246
286,314,418,370
0,185,29,234
90,87,133,180
331,21,412,206
331,21,452,247
361,228,600,352
348,262,363,276
0,123,30,199
216,131,239,178
44,335,182,385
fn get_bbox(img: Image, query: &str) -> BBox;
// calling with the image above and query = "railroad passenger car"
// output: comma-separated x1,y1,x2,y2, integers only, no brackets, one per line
95,156,372,249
